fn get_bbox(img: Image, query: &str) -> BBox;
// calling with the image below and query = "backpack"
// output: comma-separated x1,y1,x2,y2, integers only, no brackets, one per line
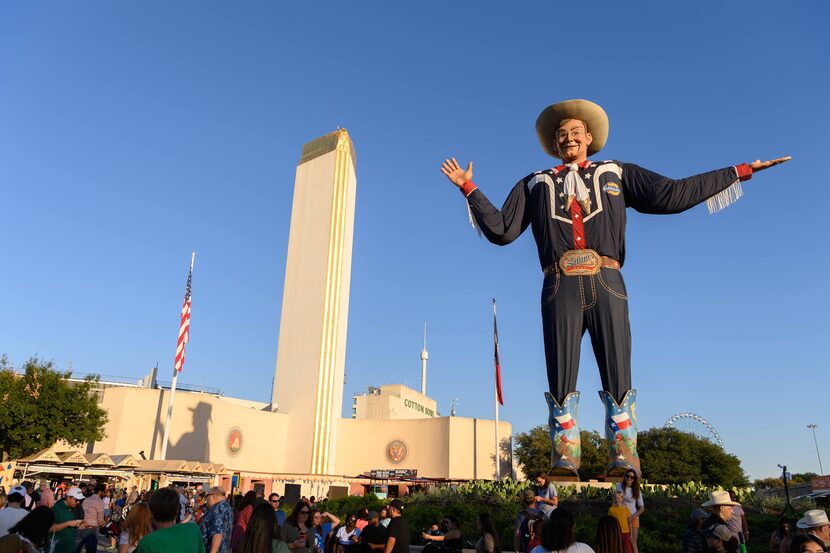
518,510,543,553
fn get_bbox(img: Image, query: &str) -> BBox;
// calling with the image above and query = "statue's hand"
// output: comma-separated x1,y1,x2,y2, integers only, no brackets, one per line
441,157,473,188
749,156,791,173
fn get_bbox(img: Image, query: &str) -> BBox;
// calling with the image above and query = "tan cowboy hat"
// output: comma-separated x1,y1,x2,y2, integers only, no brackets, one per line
797,509,830,529
535,99,609,159
701,490,740,507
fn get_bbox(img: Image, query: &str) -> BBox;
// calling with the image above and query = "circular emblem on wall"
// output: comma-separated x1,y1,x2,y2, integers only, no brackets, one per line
226,427,243,457
385,440,407,464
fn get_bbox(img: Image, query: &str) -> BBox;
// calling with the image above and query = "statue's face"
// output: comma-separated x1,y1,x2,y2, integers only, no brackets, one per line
555,119,592,163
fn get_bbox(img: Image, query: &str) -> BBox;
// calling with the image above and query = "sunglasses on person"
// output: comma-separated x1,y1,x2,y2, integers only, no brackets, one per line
624,474,635,479
299,510,311,515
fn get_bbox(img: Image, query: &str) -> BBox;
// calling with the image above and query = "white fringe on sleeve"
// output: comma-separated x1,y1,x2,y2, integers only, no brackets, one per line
466,198,483,238
706,180,743,214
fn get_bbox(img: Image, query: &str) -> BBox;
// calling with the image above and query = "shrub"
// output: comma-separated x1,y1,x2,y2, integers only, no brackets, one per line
317,480,820,553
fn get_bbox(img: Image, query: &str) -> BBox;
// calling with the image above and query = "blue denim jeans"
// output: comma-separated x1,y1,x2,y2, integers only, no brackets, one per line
541,266,631,404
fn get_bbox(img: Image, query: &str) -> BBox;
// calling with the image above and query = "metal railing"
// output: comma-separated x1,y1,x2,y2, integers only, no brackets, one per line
7,368,223,396
157,380,223,396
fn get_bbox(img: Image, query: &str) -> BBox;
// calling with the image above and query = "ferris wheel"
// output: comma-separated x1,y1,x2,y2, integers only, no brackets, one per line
664,413,725,449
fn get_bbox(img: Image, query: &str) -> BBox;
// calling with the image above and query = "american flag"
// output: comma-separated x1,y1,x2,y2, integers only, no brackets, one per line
493,299,504,405
174,258,193,373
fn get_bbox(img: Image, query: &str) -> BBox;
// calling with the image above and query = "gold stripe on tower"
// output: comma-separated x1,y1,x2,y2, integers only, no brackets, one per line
311,130,353,474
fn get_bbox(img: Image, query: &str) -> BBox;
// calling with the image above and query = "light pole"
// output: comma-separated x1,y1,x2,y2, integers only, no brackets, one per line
778,464,791,510
808,424,824,475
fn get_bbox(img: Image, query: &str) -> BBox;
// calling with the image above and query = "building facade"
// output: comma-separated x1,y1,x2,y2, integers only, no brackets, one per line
83,129,512,497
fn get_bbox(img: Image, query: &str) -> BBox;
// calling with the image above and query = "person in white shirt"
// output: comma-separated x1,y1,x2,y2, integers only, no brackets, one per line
615,470,644,553
0,491,28,537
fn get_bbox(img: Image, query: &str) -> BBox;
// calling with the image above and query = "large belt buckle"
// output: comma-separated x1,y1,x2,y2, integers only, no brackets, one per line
558,249,602,276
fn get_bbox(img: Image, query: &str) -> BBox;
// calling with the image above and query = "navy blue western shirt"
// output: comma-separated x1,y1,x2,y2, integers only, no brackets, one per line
461,160,752,269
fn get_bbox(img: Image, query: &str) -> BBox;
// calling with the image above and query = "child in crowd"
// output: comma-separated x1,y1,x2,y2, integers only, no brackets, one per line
426,524,442,536
608,492,631,553
526,518,544,553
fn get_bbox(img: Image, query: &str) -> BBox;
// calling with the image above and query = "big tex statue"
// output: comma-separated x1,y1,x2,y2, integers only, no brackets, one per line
441,99,789,477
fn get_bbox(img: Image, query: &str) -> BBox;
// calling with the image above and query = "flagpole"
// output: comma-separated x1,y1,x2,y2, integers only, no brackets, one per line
160,251,195,460
493,299,501,481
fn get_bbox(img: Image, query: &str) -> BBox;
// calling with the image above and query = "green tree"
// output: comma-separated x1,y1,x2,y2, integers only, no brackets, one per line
753,472,817,489
638,427,749,487
790,472,818,483
753,477,783,489
0,355,108,461
513,424,550,478
513,426,608,480
578,430,609,480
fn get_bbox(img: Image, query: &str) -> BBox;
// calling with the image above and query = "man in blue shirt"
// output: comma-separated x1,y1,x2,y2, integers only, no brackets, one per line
199,487,233,553
269,493,287,527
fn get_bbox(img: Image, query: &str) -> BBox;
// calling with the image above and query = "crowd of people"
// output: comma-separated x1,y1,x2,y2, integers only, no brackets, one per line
513,471,644,553
513,473,828,553
0,482,410,553
0,476,829,553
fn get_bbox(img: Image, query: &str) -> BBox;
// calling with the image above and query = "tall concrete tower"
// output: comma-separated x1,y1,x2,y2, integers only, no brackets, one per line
272,129,357,475
420,323,428,396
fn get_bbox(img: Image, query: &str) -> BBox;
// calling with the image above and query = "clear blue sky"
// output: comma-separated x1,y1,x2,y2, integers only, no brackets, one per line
2,1,828,481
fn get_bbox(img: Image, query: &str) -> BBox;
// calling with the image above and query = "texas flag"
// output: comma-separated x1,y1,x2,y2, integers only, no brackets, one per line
554,413,576,431
609,413,632,432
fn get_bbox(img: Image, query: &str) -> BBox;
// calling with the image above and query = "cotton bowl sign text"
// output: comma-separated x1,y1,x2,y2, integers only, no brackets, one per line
403,398,434,417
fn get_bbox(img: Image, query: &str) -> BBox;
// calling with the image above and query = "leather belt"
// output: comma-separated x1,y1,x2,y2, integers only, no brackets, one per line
543,255,620,276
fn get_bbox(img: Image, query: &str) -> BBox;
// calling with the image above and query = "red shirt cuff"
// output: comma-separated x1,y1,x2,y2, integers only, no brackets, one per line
735,163,753,182
460,180,477,197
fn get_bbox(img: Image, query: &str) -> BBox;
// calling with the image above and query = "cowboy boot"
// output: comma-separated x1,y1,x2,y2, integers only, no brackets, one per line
599,389,641,477
544,391,582,477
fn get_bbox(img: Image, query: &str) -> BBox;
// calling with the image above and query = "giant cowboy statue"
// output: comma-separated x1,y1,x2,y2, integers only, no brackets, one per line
440,99,789,478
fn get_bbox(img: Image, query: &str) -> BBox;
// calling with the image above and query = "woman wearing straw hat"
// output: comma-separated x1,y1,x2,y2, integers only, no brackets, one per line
441,99,790,478
701,491,741,552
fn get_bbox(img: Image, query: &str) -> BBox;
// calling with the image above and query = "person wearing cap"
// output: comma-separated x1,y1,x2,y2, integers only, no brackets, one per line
514,489,546,553
682,508,709,553
383,500,408,553
0,491,27,538
5,488,29,516
797,510,830,549
441,99,790,477
701,491,741,552
360,511,388,553
49,487,85,553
